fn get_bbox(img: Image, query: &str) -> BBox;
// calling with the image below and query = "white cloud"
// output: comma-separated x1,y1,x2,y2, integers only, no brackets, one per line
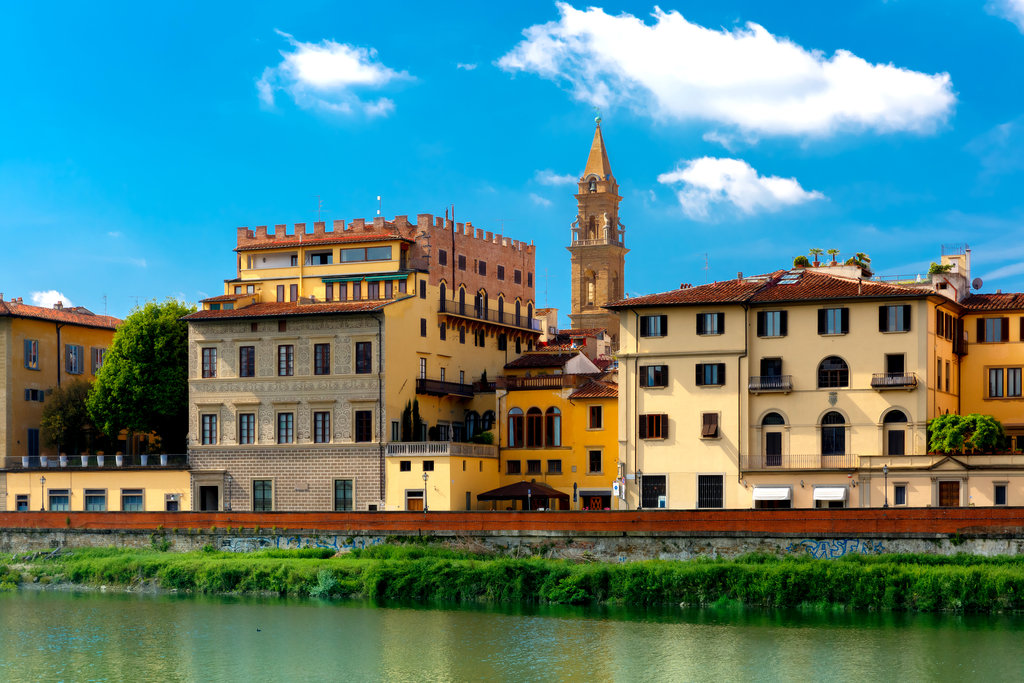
30,290,73,308
499,3,955,137
529,193,553,207
534,169,577,185
257,30,410,117
983,261,1024,281
989,1,1024,31
456,63,478,70
107,231,122,238
658,157,825,220
966,118,1024,177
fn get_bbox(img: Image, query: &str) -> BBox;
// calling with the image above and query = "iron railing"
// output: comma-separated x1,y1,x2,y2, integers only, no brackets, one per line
748,375,793,393
4,454,189,470
870,372,918,389
385,442,497,458
740,453,859,470
415,377,474,398
439,300,541,331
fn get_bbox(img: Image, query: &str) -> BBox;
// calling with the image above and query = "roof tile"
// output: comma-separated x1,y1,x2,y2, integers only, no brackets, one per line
183,300,390,321
0,300,120,329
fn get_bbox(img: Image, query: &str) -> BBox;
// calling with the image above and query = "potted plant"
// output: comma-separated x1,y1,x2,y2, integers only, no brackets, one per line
40,455,48,467
59,454,68,467
826,248,840,265
97,452,105,466
80,454,89,467
793,255,810,268
809,248,823,266
140,453,149,466
160,453,168,466
115,453,124,467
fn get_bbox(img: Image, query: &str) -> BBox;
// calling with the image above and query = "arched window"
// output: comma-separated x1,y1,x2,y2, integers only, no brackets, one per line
818,356,849,388
507,408,523,448
526,408,543,448
474,291,483,318
884,409,908,456
515,300,522,326
465,411,480,439
482,410,495,431
762,412,786,426
589,178,597,193
439,282,447,311
459,287,466,316
821,411,846,456
545,407,561,447
527,303,533,321
497,296,504,321
588,216,596,239
762,412,785,466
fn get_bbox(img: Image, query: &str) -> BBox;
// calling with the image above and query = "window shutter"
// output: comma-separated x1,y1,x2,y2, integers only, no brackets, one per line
817,309,827,335
639,317,648,336
756,312,765,337
902,305,912,331
639,367,648,388
841,308,850,334
638,417,647,439
1002,317,1010,342
695,364,704,386
23,340,30,367
718,363,726,385
1020,316,1024,343
936,309,943,337
696,314,705,335
977,318,985,343
660,414,669,439
662,365,669,386
24,389,29,401
779,311,788,336
716,312,725,333
659,315,668,336
878,306,888,332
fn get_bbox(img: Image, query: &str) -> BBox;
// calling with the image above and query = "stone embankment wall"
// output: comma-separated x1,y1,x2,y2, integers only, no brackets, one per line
2,508,1024,561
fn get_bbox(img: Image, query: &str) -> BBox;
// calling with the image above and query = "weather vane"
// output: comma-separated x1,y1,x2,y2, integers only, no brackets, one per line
593,106,602,125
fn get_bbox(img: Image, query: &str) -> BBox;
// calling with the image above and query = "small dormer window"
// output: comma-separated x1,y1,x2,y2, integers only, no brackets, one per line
588,178,597,193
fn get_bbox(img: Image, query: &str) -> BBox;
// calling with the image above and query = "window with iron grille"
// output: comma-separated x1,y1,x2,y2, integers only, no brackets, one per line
277,345,294,376
239,346,255,377
313,411,331,443
695,363,725,386
640,475,666,508
638,414,668,439
355,341,372,374
354,410,373,442
697,475,724,508
201,414,217,445
334,479,354,511
238,413,255,445
526,459,542,475
640,365,669,388
506,460,521,475
547,459,562,474
253,480,273,512
277,413,294,444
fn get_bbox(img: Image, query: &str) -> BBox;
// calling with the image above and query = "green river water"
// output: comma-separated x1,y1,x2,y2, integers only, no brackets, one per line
0,591,1023,681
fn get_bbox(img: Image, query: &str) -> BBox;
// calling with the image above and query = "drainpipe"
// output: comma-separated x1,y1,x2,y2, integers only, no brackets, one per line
737,304,748,485
375,312,385,506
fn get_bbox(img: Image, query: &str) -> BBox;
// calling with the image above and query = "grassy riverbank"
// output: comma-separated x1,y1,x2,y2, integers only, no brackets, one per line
6,545,1024,613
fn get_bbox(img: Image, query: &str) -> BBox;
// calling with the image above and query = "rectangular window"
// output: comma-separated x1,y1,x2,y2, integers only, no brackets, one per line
201,414,218,445
290,254,298,267
818,308,850,335
478,261,487,276
547,459,562,474
419,358,426,379
1008,368,1022,398
314,343,331,375
589,405,602,429
419,280,426,298
588,450,602,473
979,317,1009,343
639,315,667,337
325,282,334,301
526,459,542,475
84,489,106,511
355,410,372,442
65,344,84,375
438,249,447,266
945,361,951,392
91,347,107,374
48,489,70,512
278,345,294,376
309,251,333,265
277,413,294,444
893,484,907,506
355,341,372,374
334,479,354,511
990,368,1005,398
27,428,39,456
279,320,287,333
121,489,144,512
506,460,521,475
238,413,255,445
458,254,466,271
340,246,393,262
886,354,906,375
701,413,719,438
313,411,331,443
514,270,522,285
253,480,273,512
201,347,217,378
497,265,505,281
879,305,912,332
995,483,1008,506
423,460,434,472
459,327,466,344
440,323,447,341
527,272,533,288
697,474,724,509
367,282,380,300
338,282,348,301
289,284,298,302
640,364,669,388
420,318,427,337
696,312,724,335
695,363,726,386
400,460,411,472
276,285,285,302
385,280,393,299
391,420,399,441
24,339,39,370
352,282,362,300
641,475,667,509
16,494,29,512
638,414,668,439
756,310,787,337
239,346,256,377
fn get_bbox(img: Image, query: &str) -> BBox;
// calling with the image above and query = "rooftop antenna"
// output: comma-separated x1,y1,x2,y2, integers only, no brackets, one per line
129,295,142,309
376,195,382,217
102,294,107,316
703,253,710,284
541,267,550,307
315,195,323,222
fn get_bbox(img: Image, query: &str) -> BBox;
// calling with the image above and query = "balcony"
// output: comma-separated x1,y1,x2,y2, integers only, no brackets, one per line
500,374,590,391
870,372,918,390
748,375,793,393
740,453,860,470
3,454,189,470
386,442,497,458
439,300,541,332
416,377,474,398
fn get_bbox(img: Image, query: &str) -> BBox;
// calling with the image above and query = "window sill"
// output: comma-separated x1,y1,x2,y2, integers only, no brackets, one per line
697,384,725,388
818,333,847,337
586,427,604,431
696,333,724,337
756,334,785,339
700,435,721,440
640,437,666,441
586,471,603,476
641,385,668,390
881,329,910,334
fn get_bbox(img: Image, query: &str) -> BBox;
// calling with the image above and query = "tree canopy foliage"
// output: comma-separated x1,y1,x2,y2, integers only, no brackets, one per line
40,379,96,454
928,414,1005,454
87,299,194,452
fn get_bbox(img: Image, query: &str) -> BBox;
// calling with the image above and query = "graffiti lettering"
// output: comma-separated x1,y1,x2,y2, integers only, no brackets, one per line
785,539,885,559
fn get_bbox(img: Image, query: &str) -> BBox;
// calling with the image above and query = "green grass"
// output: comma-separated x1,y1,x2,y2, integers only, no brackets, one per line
5,547,1024,613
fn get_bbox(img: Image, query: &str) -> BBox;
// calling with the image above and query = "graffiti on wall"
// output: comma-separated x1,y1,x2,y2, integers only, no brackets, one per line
219,534,384,553
785,538,885,559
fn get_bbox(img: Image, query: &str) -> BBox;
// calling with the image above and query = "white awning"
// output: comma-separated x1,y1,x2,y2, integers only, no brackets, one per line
813,486,849,501
752,486,792,501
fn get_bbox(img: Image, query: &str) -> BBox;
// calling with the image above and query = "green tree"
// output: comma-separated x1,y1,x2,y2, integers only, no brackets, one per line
928,414,1006,454
40,379,94,454
88,299,194,453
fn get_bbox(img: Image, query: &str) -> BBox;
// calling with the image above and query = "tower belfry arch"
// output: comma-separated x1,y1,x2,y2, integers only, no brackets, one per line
568,117,628,346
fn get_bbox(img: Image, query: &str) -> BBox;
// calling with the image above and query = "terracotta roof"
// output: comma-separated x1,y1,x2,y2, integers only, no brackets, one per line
201,293,248,303
568,327,606,337
607,269,933,309
183,300,390,321
960,293,1024,312
569,379,618,399
504,352,580,370
0,300,120,329
593,356,615,371
235,232,410,252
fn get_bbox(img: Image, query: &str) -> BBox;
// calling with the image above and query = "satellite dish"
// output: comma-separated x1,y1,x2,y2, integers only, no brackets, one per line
972,278,983,290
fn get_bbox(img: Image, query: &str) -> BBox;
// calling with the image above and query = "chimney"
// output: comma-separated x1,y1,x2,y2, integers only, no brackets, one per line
54,301,63,310
737,272,743,279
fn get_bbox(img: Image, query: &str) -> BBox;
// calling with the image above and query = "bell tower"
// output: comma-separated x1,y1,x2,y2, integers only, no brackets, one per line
568,118,628,346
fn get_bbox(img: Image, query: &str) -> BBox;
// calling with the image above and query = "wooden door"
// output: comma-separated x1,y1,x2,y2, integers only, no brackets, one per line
406,496,424,511
587,496,602,510
939,481,960,507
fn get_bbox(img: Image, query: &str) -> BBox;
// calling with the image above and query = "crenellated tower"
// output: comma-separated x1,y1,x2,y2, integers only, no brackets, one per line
568,118,628,346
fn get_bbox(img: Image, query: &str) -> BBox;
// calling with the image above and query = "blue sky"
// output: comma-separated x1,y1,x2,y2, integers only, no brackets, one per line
4,1,1024,323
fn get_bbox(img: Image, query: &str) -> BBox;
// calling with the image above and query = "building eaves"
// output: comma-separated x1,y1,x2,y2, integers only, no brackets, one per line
182,300,391,321
0,301,121,329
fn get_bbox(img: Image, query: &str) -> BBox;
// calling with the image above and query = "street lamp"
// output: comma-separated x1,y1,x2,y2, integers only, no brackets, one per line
883,464,889,508
422,472,428,513
39,475,46,512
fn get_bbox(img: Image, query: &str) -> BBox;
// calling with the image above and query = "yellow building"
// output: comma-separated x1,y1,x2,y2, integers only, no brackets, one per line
186,214,539,511
610,255,1024,510
5,461,190,512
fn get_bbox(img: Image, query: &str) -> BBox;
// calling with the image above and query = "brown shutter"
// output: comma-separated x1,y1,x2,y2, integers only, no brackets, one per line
659,315,668,336
756,311,765,337
1002,317,1010,342
977,318,985,343
879,305,888,332
695,364,704,386
903,305,912,331
639,416,647,439
660,414,669,439
841,308,850,334
696,314,705,335
716,312,725,334
718,363,726,385
817,309,827,334
780,311,788,336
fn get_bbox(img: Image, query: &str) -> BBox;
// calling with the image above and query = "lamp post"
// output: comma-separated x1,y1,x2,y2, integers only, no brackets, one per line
422,472,428,513
883,464,889,508
527,488,532,511
39,475,46,511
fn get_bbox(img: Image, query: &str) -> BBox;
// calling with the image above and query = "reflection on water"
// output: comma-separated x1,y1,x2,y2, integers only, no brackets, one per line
0,591,1022,681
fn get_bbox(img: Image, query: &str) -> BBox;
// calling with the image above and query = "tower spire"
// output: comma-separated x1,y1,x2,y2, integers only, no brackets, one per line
583,117,612,179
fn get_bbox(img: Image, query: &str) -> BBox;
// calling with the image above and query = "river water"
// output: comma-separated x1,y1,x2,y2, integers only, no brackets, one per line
0,591,1023,681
